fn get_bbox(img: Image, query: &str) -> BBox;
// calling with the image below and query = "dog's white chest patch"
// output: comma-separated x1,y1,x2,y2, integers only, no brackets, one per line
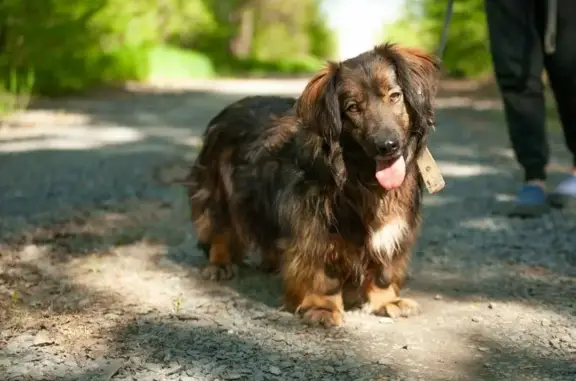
369,218,409,259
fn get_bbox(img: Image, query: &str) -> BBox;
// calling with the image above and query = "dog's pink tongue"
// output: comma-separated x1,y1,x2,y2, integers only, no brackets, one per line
375,156,406,189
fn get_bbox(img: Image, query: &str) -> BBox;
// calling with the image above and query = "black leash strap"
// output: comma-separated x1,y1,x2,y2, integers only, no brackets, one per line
437,0,455,59
544,0,557,54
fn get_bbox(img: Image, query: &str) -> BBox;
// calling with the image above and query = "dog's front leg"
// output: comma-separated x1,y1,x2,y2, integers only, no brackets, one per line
282,265,344,328
362,263,420,318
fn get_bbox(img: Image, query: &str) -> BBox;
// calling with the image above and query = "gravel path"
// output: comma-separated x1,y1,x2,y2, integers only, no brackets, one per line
1,78,575,381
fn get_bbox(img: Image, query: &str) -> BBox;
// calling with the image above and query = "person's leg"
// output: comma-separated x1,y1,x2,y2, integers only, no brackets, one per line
538,0,576,208
484,0,550,216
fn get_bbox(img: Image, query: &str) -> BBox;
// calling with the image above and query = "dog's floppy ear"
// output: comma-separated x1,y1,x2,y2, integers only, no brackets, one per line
377,44,441,130
296,62,346,187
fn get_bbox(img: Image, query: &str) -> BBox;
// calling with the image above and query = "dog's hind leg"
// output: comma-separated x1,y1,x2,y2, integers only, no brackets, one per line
191,192,246,281
190,205,246,281
201,228,246,281
191,205,213,257
188,147,246,280
188,187,218,261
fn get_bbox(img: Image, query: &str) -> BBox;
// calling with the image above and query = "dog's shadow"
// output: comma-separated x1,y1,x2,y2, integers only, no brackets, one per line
225,262,284,309
166,243,422,314
166,245,284,309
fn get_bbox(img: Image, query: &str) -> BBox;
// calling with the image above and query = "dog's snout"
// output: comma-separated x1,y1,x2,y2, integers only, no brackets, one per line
383,138,400,153
376,137,401,156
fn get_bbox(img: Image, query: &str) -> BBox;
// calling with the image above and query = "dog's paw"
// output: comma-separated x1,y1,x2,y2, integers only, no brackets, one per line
373,298,421,318
300,308,343,327
201,264,238,281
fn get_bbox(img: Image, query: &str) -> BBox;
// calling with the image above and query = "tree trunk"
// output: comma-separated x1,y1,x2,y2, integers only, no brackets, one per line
228,5,254,59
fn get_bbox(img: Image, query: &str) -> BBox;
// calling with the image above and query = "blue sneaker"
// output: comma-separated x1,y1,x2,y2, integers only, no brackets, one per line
548,174,576,210
508,184,550,217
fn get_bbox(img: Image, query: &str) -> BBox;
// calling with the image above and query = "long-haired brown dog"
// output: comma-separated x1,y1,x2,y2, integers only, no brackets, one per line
186,43,440,327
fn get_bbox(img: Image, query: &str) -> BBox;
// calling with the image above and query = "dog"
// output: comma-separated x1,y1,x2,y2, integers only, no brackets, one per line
186,43,440,327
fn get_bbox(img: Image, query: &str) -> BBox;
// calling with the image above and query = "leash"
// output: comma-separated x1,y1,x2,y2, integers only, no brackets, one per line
544,0,557,54
436,0,455,59
415,0,454,194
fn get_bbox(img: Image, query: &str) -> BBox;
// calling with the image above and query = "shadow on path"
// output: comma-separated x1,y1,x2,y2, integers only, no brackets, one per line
1,80,575,381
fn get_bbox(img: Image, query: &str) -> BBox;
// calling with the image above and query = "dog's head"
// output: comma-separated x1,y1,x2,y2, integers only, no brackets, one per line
296,43,440,190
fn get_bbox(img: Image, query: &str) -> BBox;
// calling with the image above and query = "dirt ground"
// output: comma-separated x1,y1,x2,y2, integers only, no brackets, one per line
0,78,575,381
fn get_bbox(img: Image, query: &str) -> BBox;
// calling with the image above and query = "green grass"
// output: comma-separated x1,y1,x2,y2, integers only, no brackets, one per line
147,44,216,80
0,43,325,117
0,68,35,116
382,21,430,50
148,44,323,80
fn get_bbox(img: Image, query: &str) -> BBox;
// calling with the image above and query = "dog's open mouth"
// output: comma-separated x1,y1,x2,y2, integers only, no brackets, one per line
375,155,406,190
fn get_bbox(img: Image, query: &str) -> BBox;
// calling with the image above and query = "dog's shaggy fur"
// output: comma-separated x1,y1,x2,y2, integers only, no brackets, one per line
186,43,440,327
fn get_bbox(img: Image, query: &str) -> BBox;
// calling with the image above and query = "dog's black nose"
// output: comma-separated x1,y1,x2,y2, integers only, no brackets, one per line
376,138,401,156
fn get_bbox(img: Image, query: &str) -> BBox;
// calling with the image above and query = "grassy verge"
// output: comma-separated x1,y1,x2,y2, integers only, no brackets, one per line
147,44,325,81
151,46,323,79
1,44,323,118
147,45,217,80
0,69,35,117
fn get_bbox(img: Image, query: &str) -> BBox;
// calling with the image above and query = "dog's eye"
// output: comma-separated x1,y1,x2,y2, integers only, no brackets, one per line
346,104,359,113
389,92,402,103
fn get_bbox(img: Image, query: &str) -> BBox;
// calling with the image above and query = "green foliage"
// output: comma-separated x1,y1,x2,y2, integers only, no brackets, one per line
0,0,335,99
148,45,216,80
383,0,493,78
307,16,337,61
0,68,34,115
183,0,336,75
383,19,430,50
154,0,216,42
0,0,159,95
251,0,336,62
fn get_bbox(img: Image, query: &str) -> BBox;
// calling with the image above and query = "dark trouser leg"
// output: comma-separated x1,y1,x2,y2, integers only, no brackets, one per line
485,0,548,181
539,0,576,169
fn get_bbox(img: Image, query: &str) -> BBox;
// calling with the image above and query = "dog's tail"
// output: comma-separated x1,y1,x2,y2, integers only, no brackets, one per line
185,122,224,209
185,121,235,254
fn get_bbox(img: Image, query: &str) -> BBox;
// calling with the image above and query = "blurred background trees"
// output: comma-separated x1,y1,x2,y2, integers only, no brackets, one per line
383,0,492,78
0,0,494,106
0,0,335,97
